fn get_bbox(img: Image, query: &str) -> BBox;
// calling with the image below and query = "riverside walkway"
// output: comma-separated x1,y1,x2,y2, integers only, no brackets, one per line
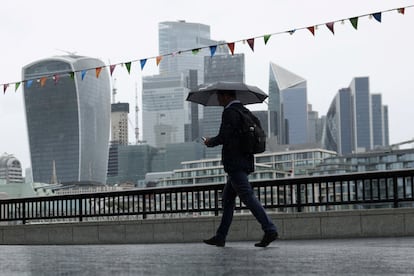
1,237,414,275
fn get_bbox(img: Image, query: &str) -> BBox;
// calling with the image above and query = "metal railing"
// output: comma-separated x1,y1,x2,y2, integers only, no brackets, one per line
1,169,414,224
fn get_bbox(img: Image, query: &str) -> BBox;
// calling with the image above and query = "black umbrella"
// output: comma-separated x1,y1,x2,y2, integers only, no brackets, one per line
186,81,268,106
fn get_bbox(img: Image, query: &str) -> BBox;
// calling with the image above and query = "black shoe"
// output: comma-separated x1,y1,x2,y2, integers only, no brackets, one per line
254,232,278,247
203,236,225,247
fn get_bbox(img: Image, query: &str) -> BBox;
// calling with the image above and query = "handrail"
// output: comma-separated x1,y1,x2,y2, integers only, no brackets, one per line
1,169,413,224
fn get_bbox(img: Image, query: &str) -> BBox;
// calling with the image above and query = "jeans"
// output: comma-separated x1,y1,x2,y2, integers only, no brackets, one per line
216,170,277,240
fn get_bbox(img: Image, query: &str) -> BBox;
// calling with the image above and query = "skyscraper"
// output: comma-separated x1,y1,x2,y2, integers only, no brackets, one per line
158,20,217,83
142,20,225,149
22,55,111,184
350,77,372,152
323,77,389,155
142,73,189,148
268,62,308,144
111,103,129,145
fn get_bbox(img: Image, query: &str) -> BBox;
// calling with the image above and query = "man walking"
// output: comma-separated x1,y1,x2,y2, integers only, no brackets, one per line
202,90,278,247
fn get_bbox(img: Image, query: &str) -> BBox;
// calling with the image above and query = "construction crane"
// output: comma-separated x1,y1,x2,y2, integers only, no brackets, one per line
111,78,117,104
135,82,140,144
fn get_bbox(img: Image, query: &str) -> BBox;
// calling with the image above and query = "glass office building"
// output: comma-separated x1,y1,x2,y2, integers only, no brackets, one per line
22,55,111,184
268,62,308,145
324,77,389,155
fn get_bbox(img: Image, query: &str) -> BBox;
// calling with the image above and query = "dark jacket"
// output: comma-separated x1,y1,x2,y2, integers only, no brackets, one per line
207,102,254,173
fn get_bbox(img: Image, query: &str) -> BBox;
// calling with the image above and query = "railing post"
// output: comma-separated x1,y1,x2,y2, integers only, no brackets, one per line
393,176,399,208
214,188,219,216
296,183,302,212
143,195,147,219
22,202,26,225
79,198,83,222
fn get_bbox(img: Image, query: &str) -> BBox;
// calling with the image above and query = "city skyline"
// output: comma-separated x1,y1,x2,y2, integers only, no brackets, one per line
0,0,413,170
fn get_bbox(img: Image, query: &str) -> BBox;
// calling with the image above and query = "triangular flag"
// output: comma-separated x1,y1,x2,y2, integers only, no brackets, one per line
372,12,382,23
192,48,200,55
287,29,296,35
140,59,147,70
125,62,131,74
95,67,102,78
69,72,75,80
209,45,217,57
15,82,21,92
110,65,116,75
81,70,87,80
247,38,254,52
398,8,405,15
3,84,8,94
156,56,162,66
40,77,47,87
263,34,271,45
349,17,358,30
307,26,315,36
26,80,34,88
53,74,60,85
326,22,335,34
227,42,235,55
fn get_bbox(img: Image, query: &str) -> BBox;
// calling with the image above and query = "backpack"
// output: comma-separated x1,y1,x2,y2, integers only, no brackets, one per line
230,106,266,154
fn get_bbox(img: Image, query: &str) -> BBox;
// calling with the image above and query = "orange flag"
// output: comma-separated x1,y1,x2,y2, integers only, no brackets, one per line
227,42,235,55
40,77,47,87
156,56,163,66
95,67,102,78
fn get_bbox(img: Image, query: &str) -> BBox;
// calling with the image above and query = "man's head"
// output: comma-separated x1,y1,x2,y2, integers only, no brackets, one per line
216,90,236,107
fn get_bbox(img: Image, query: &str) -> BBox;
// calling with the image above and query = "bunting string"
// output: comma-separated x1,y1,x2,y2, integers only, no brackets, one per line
1,4,413,94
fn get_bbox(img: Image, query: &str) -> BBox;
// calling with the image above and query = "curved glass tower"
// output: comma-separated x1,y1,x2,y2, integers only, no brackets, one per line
22,55,110,184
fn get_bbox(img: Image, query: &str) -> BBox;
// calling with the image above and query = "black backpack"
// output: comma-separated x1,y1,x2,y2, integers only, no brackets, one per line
230,106,266,154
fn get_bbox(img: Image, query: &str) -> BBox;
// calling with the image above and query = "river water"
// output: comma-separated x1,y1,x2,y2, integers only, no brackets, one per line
1,237,414,275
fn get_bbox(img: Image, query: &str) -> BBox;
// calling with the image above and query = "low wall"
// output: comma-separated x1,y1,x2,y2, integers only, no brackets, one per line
1,208,414,245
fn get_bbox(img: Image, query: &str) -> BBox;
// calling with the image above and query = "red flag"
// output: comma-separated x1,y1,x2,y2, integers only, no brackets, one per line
307,26,315,36
326,22,335,35
53,74,60,85
3,84,8,94
398,8,405,15
227,42,235,55
110,65,116,76
247,38,254,52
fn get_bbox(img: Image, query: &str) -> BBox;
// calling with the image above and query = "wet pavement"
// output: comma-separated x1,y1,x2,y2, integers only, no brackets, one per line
1,237,414,275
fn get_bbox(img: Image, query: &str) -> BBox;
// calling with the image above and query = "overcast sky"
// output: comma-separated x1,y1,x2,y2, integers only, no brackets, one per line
1,0,413,170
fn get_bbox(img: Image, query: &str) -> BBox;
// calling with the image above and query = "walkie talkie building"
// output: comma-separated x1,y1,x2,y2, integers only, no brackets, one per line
22,55,111,184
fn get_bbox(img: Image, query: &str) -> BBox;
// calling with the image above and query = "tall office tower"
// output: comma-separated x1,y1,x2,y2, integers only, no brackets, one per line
111,103,129,145
323,78,389,155
0,153,23,184
324,88,353,155
158,20,221,83
203,53,245,158
350,77,372,152
22,55,111,184
142,73,190,148
142,21,224,149
371,94,388,148
269,63,308,145
308,104,324,145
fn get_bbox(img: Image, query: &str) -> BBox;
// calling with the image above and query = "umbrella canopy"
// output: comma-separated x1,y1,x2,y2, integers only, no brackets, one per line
186,81,268,106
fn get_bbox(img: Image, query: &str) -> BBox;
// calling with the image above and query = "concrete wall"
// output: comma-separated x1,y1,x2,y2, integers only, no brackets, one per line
1,208,414,245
